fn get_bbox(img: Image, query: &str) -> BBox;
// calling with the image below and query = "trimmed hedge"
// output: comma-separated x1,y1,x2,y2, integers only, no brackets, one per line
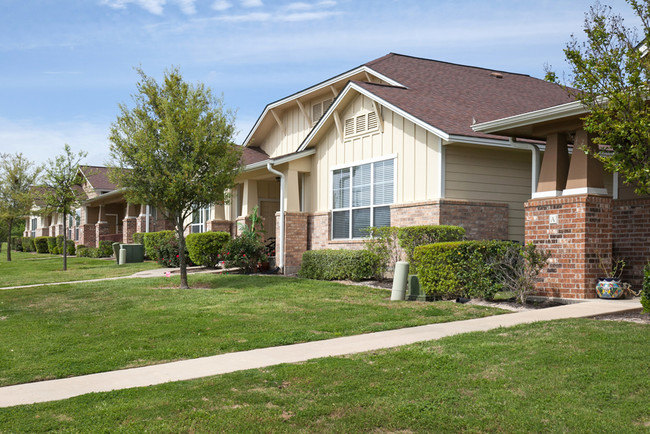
22,237,35,252
398,225,466,261
34,236,50,254
47,237,58,254
413,240,517,299
76,241,113,258
642,263,650,313
186,231,231,268
142,230,191,267
298,249,380,281
222,233,266,274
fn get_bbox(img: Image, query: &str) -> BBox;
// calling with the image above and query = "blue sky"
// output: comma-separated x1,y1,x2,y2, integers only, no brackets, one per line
0,0,640,166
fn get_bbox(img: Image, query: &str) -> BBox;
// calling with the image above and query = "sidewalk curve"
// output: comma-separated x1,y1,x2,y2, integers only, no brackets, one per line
0,299,641,408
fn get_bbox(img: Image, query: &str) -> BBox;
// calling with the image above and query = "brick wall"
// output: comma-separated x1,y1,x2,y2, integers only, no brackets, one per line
283,212,308,275
613,198,650,289
122,217,137,243
206,219,233,235
79,224,96,247
525,194,612,299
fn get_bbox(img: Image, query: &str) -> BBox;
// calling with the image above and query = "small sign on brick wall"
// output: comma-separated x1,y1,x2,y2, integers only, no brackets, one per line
549,214,558,225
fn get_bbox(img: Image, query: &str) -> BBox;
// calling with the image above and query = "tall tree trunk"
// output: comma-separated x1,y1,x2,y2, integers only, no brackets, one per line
6,219,12,262
177,220,189,289
62,212,68,271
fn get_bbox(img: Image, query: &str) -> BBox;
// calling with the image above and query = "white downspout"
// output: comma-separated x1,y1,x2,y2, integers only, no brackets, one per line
510,138,540,196
267,162,285,272
145,205,150,233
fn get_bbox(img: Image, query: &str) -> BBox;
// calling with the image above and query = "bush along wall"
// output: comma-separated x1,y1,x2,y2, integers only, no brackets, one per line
298,249,380,281
142,230,191,268
33,236,50,254
642,263,650,313
398,225,466,262
12,237,22,251
186,231,231,268
413,240,518,300
21,237,35,252
47,237,58,254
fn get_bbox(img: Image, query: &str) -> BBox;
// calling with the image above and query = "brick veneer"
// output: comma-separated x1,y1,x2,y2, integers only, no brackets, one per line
35,227,49,237
612,198,650,289
206,219,233,235
95,221,110,246
525,194,612,299
122,217,137,243
283,212,308,275
79,224,96,247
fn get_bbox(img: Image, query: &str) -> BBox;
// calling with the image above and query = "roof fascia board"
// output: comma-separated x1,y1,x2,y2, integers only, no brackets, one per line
242,65,405,147
471,101,587,134
243,148,317,172
83,187,127,205
447,134,546,151
298,82,449,152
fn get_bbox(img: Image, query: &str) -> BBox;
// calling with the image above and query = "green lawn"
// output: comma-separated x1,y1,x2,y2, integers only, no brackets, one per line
0,274,505,386
1,319,647,432
0,243,159,287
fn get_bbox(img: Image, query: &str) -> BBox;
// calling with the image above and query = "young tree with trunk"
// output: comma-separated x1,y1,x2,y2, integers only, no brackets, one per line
109,67,242,289
40,144,87,271
0,153,41,261
563,0,650,195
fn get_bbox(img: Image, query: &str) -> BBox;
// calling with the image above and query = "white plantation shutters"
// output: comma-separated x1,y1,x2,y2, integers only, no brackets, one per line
332,158,394,239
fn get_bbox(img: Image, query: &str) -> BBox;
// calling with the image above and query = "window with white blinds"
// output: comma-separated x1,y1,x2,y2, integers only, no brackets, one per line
190,206,210,233
344,111,378,137
332,158,394,239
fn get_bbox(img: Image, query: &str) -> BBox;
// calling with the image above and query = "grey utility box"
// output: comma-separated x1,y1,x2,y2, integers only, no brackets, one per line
118,243,145,263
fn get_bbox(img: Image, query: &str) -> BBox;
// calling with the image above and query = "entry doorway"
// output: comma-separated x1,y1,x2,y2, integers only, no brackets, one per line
259,200,280,239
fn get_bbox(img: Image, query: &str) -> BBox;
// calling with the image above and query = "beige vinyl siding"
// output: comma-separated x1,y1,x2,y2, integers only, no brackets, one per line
311,94,441,212
445,145,531,242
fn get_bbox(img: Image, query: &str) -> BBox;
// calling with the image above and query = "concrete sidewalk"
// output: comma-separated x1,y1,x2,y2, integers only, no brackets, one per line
0,298,641,408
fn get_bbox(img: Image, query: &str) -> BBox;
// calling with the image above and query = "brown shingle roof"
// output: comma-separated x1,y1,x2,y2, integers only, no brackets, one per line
241,146,269,165
79,166,117,191
361,53,574,139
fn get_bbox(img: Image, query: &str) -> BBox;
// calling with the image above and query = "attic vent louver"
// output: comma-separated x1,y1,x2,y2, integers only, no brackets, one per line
490,72,503,79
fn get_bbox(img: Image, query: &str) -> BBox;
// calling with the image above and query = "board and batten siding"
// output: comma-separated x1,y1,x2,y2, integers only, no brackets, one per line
445,144,532,242
310,94,441,212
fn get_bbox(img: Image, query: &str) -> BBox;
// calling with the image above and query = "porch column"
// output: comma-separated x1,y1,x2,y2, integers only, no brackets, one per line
136,204,147,234
95,205,109,248
535,133,569,197
564,129,607,195
122,202,138,243
206,204,232,235
237,179,258,235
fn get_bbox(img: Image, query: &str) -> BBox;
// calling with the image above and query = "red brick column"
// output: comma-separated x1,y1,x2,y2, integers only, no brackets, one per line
136,215,147,234
79,224,96,247
283,212,308,275
122,217,137,243
525,194,612,299
95,221,110,247
613,198,650,289
36,227,49,237
206,220,233,235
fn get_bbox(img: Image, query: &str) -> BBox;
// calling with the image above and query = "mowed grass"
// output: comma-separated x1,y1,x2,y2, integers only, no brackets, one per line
0,243,159,287
1,319,647,433
0,274,505,386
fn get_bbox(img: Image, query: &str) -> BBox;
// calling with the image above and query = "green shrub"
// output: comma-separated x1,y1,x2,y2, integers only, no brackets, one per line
363,227,401,279
76,246,93,258
413,240,517,299
132,232,144,245
398,225,466,262
222,233,266,273
186,231,231,268
67,241,76,256
22,237,35,252
642,263,650,313
142,231,176,262
47,237,58,254
34,236,50,254
98,240,114,258
298,249,380,281
12,237,22,251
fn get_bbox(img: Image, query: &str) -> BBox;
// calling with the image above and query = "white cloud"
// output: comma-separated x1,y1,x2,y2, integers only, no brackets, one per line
99,0,198,15
0,118,111,167
215,12,272,22
285,1,336,11
240,0,263,8
212,0,232,11
280,11,340,21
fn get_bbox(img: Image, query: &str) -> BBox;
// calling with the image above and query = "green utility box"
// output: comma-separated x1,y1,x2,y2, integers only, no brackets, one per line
118,243,145,264
112,243,121,264
407,274,430,301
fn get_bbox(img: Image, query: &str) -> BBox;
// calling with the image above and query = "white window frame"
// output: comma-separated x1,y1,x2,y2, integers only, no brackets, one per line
191,206,210,233
330,155,397,240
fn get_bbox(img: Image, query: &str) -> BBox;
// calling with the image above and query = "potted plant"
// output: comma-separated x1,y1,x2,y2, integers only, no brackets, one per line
596,257,626,299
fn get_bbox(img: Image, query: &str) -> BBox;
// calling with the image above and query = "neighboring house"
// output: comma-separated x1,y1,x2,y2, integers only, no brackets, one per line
207,53,577,274
473,100,650,299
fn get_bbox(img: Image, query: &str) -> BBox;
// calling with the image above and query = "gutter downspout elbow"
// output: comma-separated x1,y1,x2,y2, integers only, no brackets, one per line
510,138,540,197
267,162,285,272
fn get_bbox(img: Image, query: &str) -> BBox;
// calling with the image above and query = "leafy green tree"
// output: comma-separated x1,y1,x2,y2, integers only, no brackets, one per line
0,153,41,261
109,67,242,289
41,144,87,271
563,0,650,195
